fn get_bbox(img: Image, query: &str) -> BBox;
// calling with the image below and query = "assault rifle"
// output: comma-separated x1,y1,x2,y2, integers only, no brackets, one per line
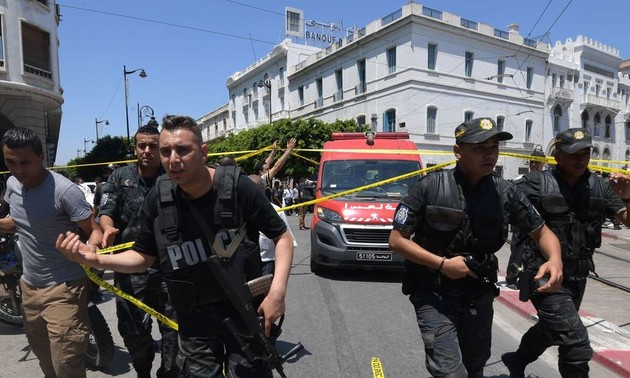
206,255,303,377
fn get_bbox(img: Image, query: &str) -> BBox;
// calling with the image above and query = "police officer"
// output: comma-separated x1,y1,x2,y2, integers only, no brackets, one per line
506,147,548,287
389,117,563,378
57,115,294,377
502,128,630,378
98,125,179,377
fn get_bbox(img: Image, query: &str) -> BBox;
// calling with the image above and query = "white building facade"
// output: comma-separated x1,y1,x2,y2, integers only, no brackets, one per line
201,2,629,179
0,0,63,167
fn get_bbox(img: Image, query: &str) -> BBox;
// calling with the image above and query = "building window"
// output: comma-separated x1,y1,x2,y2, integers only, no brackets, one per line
298,86,304,107
279,67,285,86
594,113,601,137
626,121,630,142
356,59,366,94
497,60,506,83
357,115,366,126
552,73,557,87
335,69,343,101
427,106,437,133
384,109,396,132
497,116,505,132
315,78,323,108
465,51,474,77
559,75,565,88
581,110,589,129
428,43,437,70
464,111,474,122
553,105,562,132
387,47,396,74
21,22,52,78
525,120,533,142
605,115,612,138
526,67,534,89
0,17,4,68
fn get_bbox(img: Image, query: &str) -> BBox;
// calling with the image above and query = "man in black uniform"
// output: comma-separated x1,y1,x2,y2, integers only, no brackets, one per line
56,115,294,377
389,117,564,378
502,128,630,378
98,125,178,377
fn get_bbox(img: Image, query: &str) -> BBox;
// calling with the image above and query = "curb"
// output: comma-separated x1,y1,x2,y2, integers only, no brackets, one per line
496,279,630,377
601,231,630,242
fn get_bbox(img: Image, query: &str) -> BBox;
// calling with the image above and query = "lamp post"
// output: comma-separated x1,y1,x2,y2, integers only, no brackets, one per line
95,118,109,141
139,105,155,127
83,138,94,155
258,79,272,124
124,65,147,151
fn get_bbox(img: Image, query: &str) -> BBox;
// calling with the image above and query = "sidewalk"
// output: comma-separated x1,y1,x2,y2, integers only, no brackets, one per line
495,228,630,377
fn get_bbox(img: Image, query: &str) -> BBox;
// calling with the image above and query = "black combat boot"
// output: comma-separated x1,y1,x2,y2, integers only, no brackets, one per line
501,352,527,378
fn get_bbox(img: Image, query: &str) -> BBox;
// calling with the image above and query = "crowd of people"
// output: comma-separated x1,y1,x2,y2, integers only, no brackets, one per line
1,115,629,377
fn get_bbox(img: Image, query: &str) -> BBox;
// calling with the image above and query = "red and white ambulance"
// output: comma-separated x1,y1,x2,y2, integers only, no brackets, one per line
310,132,423,272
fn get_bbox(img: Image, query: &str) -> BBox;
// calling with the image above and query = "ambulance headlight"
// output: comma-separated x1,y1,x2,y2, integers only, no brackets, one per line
317,207,343,223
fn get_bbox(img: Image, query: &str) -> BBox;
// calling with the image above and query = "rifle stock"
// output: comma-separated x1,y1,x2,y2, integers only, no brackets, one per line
206,255,303,377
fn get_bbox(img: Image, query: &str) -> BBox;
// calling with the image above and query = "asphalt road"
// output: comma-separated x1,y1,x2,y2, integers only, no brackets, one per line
0,212,623,377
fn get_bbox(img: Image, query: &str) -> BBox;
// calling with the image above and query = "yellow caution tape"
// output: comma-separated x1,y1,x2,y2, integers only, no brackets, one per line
96,242,135,255
276,160,456,213
82,265,178,331
371,357,386,378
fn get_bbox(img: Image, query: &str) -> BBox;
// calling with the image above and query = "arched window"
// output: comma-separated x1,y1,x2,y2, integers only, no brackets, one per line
581,110,589,129
496,116,505,132
593,113,601,137
525,120,533,142
591,146,600,159
605,115,612,138
427,106,437,133
553,105,562,132
384,109,396,132
603,147,611,167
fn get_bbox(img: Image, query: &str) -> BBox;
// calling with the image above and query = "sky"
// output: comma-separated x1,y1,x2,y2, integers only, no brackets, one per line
55,0,630,165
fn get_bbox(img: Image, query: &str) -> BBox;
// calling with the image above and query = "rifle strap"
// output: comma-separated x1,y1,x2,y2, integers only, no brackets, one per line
186,200,247,260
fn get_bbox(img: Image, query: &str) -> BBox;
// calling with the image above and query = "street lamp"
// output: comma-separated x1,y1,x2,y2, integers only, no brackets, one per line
124,65,147,150
258,79,272,124
95,118,109,141
83,138,94,155
138,105,156,128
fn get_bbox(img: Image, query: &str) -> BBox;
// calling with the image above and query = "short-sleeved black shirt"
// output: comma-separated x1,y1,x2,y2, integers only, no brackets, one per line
392,166,544,297
394,166,544,242
134,171,287,259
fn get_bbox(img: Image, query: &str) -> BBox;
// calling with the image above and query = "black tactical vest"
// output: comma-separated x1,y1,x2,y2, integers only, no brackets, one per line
154,165,262,313
536,170,606,261
403,170,505,297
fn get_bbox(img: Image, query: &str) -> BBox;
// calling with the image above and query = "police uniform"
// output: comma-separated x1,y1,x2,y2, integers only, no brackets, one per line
504,128,625,378
99,163,179,377
392,118,545,378
132,170,287,377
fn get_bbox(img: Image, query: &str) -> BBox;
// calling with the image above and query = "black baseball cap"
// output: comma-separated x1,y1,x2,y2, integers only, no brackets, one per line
455,117,513,144
554,128,592,154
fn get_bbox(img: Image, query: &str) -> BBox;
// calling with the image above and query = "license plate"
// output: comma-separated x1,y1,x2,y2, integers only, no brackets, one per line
356,252,392,261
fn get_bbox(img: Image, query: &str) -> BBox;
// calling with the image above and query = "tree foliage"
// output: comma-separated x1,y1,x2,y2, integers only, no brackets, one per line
207,118,368,181
64,136,131,181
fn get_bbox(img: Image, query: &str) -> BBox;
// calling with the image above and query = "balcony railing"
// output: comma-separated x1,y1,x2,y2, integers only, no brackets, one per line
24,64,52,79
549,88,573,102
582,94,620,111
